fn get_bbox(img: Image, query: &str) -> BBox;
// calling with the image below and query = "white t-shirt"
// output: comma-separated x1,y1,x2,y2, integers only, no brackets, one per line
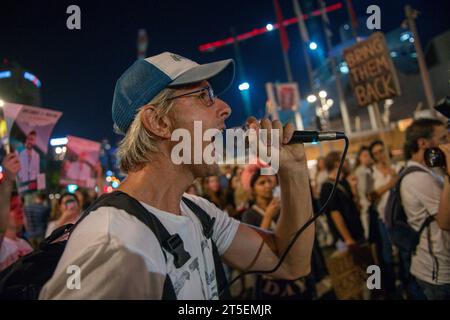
401,161,450,285
39,194,240,300
0,237,33,272
372,165,395,222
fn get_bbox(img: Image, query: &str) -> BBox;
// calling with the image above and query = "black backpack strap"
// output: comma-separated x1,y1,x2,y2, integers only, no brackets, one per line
393,165,430,219
81,191,191,269
70,191,194,299
182,197,215,239
181,197,231,299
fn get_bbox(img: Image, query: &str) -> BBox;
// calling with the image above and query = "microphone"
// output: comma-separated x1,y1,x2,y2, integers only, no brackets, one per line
288,131,346,144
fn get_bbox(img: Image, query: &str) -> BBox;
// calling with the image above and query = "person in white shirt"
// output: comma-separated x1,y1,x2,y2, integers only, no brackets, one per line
39,52,315,300
17,131,40,183
400,118,450,300
368,139,398,296
353,146,372,239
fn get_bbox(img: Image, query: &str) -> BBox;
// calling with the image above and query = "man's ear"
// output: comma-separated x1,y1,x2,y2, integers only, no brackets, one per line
140,105,172,139
417,137,430,150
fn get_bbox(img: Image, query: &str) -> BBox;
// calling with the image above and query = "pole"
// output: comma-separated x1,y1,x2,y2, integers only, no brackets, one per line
372,102,392,164
292,0,314,89
405,5,435,111
282,51,294,82
318,0,352,134
345,0,358,40
231,27,252,117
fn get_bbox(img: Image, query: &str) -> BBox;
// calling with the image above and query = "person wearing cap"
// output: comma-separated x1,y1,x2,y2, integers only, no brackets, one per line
39,52,315,300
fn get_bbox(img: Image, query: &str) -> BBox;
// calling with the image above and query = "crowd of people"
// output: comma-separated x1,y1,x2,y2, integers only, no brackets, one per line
1,117,449,299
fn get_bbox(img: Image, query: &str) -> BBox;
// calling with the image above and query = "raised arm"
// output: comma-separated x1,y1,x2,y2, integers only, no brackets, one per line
223,119,315,280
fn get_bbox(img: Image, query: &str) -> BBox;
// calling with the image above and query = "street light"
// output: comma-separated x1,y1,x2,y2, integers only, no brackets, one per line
0,99,4,107
307,95,317,103
266,24,274,31
319,90,327,98
309,42,318,50
238,82,250,91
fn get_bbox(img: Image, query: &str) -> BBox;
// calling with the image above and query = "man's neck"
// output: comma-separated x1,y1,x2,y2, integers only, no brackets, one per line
118,158,194,215
411,152,426,166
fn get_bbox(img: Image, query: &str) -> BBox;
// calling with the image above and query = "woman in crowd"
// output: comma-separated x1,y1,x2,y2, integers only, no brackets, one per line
202,176,227,210
313,157,328,200
241,169,315,299
368,140,398,297
353,146,373,239
0,193,33,272
45,193,81,237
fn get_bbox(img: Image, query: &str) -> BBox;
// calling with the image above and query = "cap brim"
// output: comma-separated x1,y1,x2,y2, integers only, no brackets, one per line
168,59,235,95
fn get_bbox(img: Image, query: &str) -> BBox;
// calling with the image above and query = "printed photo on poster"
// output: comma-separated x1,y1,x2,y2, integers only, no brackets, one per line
2,102,62,193
60,135,100,188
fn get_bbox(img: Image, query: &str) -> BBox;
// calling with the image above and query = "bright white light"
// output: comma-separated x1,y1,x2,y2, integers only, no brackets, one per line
50,137,68,146
67,184,78,193
400,32,411,42
326,99,334,107
112,181,120,188
266,24,274,31
62,146,67,153
409,37,415,43
0,165,3,173
106,176,112,182
55,147,62,154
238,82,250,91
339,63,349,74
309,42,318,50
307,95,317,103
0,100,4,107
319,90,327,98
390,51,398,58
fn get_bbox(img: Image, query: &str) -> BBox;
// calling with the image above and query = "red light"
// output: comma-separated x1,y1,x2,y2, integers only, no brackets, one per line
0,172,4,181
198,2,343,52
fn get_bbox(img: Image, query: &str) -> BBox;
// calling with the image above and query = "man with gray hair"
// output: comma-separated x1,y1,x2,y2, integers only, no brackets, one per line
40,52,315,299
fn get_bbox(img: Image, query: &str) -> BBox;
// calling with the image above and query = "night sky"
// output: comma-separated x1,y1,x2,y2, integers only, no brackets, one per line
1,0,449,145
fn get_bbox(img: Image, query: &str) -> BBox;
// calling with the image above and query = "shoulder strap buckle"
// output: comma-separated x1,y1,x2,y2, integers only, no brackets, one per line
164,234,191,268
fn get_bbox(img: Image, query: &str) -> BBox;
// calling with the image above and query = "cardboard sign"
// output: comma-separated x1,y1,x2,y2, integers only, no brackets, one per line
60,135,100,188
343,32,401,107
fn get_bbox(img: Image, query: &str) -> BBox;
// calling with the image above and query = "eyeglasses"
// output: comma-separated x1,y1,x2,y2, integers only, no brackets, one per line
166,86,215,107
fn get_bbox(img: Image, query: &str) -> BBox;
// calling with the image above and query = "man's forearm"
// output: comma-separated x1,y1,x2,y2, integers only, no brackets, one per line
275,164,315,278
437,177,450,230
331,211,354,243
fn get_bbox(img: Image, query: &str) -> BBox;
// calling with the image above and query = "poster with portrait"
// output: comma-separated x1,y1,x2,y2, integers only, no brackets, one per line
2,102,62,193
275,82,301,111
60,135,100,188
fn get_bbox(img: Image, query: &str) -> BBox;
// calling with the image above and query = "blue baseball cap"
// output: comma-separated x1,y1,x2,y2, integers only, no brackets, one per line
112,52,235,134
